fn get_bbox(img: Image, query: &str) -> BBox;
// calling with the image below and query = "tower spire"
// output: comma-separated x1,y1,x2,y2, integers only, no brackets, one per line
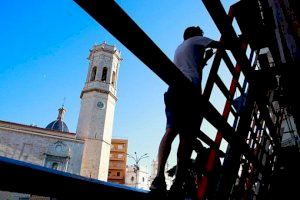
57,107,66,121
57,98,66,121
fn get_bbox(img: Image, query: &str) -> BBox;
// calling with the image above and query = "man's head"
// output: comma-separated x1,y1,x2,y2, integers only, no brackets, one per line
183,26,203,40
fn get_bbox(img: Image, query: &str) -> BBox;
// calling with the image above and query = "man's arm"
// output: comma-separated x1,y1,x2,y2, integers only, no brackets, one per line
201,41,224,69
203,40,230,66
207,40,227,50
203,48,214,66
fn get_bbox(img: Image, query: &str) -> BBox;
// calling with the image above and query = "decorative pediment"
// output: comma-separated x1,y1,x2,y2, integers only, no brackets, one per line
45,141,70,158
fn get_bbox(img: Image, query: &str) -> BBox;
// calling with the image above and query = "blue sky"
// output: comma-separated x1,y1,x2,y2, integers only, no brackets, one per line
0,0,237,169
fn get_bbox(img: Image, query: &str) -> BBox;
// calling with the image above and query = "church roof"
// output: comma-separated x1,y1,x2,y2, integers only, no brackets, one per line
45,106,71,133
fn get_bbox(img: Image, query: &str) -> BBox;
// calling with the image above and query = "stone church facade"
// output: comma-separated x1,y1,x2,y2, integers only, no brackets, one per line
0,42,121,199
0,116,84,175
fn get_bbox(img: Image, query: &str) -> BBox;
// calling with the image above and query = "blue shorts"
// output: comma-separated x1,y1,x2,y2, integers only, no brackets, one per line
164,89,200,133
165,103,176,129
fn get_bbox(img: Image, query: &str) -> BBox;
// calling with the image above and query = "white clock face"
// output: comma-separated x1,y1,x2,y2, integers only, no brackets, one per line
97,101,105,109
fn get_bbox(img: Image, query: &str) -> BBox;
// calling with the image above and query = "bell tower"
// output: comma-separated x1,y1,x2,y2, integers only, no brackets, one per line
76,42,121,181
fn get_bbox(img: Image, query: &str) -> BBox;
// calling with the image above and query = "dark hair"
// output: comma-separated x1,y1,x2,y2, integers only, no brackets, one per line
183,26,203,40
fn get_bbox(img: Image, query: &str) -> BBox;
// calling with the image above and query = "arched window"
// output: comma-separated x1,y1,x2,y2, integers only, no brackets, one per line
90,67,97,81
101,67,108,81
131,176,135,181
112,71,116,86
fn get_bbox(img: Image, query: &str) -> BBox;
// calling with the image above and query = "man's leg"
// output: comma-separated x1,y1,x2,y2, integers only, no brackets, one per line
173,97,201,184
156,128,178,177
150,128,177,191
168,132,194,200
173,133,194,185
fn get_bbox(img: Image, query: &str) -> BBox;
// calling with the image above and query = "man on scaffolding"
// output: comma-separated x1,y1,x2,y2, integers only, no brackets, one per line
150,26,225,199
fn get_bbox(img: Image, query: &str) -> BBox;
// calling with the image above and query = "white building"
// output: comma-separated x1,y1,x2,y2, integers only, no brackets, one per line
0,42,121,199
125,165,149,190
149,160,173,190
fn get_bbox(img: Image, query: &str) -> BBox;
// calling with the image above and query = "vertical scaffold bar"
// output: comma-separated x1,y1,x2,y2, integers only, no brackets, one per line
196,5,249,199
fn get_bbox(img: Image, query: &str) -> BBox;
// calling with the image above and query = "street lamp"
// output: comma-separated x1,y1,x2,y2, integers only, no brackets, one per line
127,152,148,188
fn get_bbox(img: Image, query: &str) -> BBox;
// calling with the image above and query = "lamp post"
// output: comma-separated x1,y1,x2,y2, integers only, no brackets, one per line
127,152,148,188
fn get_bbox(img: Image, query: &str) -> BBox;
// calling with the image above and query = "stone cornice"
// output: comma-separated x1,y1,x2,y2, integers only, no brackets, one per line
93,48,122,61
89,43,122,61
80,88,118,101
77,137,111,146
